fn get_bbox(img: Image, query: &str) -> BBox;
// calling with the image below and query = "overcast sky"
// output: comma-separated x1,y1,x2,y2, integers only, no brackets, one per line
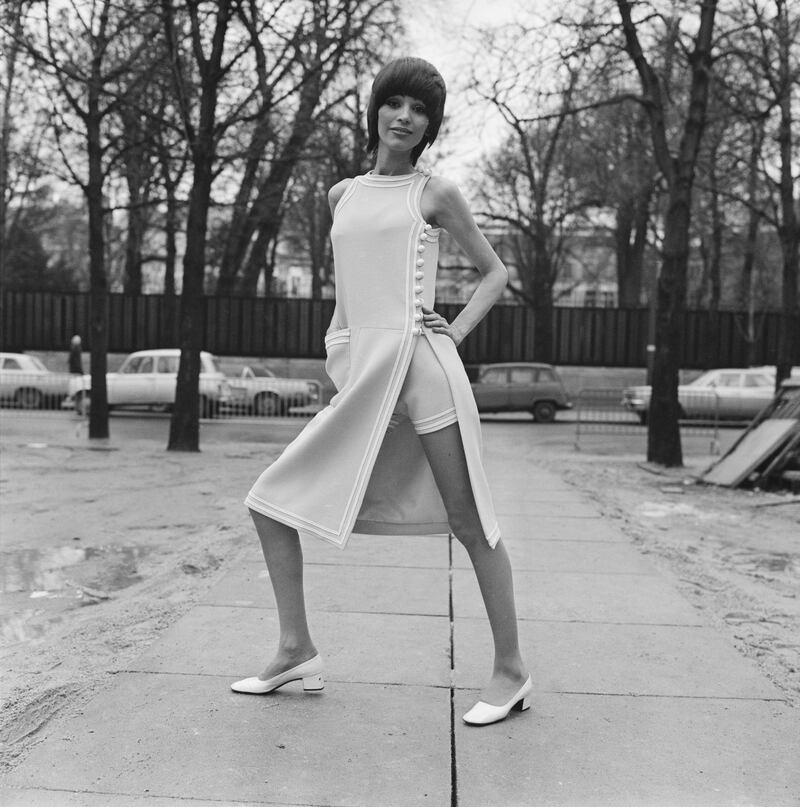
400,0,532,183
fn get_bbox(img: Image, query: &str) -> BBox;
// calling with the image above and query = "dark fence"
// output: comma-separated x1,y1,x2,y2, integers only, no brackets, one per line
1,289,797,368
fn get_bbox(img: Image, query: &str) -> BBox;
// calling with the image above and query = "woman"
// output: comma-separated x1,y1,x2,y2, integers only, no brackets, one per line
232,57,530,726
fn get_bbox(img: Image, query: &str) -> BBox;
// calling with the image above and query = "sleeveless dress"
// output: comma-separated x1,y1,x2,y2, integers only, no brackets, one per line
244,170,500,549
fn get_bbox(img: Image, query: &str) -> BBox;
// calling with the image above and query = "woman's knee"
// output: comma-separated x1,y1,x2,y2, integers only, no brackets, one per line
449,513,487,550
249,509,299,542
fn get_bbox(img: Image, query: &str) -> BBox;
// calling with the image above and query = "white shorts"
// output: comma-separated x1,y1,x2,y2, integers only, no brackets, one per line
393,336,458,435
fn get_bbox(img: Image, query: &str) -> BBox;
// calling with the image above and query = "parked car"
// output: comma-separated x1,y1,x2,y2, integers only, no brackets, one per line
0,352,71,409
621,368,776,424
226,365,320,416
66,349,233,417
470,362,572,423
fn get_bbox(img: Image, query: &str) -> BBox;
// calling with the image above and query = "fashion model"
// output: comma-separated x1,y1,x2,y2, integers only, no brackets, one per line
232,57,530,726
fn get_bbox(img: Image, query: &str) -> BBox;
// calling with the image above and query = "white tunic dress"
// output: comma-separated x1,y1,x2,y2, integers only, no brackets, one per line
244,170,500,549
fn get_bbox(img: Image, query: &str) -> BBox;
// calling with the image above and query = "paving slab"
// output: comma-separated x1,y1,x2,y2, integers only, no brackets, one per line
204,563,449,616
299,533,449,568
493,499,603,518
452,618,783,699
490,488,588,504
128,605,451,687
497,514,628,542
453,568,705,625
485,466,573,491
452,537,657,574
6,673,450,807
454,691,800,807
0,790,296,807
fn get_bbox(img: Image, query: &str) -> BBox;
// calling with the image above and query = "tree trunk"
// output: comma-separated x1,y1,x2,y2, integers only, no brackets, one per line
774,0,798,388
167,146,211,451
0,2,23,282
615,199,637,306
531,231,554,362
216,114,272,295
165,0,232,451
615,182,652,307
86,86,109,438
162,187,178,345
701,159,722,369
647,181,694,466
156,134,178,343
123,186,145,294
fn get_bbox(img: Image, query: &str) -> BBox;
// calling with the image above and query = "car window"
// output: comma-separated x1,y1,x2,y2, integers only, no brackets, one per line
157,356,179,373
509,368,535,384
30,357,48,371
538,368,556,382
2,358,21,370
481,368,507,385
249,366,274,377
137,357,154,373
120,356,143,373
716,373,742,388
744,374,771,388
205,356,222,373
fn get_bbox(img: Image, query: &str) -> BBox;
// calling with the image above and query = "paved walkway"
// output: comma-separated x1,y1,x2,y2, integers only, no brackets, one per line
1,422,798,806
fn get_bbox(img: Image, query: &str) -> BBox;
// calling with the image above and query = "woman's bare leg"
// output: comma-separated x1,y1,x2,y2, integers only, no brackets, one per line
417,423,527,705
249,509,318,679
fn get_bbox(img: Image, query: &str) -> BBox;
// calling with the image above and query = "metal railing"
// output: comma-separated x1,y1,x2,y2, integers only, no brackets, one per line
0,370,74,412
0,371,323,422
574,388,723,455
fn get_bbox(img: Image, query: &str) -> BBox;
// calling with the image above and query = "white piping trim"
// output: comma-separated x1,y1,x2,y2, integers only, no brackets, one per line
330,176,421,545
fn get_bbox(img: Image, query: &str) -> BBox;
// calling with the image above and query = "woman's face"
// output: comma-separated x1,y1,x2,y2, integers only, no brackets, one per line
377,95,429,155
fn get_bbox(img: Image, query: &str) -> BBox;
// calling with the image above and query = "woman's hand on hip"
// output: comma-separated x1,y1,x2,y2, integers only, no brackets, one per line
422,307,463,345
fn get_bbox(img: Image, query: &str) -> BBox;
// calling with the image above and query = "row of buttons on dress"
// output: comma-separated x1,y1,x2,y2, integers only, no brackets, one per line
411,223,434,335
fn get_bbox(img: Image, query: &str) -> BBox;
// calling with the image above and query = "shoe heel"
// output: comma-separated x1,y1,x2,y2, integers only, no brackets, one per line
515,695,531,712
302,674,324,691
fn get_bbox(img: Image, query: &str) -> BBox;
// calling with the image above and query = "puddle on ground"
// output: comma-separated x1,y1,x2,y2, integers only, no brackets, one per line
0,545,151,645
1,545,150,595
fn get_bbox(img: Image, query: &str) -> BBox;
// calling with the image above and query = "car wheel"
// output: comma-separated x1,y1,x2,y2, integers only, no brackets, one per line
532,400,556,423
14,388,43,409
73,391,90,416
254,393,284,417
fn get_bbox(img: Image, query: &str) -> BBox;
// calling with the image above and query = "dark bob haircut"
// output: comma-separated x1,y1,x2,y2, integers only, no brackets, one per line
366,57,446,165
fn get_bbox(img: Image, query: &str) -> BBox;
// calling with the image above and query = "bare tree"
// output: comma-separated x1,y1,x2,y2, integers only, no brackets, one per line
704,0,799,380
16,0,161,438
750,0,798,386
215,0,397,296
616,0,718,467
279,67,376,298
0,0,24,285
471,22,604,360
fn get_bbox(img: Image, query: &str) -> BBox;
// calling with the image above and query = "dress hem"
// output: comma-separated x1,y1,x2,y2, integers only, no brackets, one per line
245,492,501,550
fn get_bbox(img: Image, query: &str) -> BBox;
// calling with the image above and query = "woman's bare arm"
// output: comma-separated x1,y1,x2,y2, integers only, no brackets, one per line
421,176,508,345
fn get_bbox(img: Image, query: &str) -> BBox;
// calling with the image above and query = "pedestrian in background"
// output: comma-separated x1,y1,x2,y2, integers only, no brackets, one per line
232,57,531,727
68,335,83,374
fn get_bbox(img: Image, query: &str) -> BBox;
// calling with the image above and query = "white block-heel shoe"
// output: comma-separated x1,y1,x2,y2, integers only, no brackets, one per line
231,654,324,694
462,675,533,726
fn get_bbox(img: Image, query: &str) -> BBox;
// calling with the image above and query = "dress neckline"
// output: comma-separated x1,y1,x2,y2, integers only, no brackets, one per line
360,170,424,187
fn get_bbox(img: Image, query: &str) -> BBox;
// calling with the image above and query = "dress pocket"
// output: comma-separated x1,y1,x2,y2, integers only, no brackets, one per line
324,327,351,392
